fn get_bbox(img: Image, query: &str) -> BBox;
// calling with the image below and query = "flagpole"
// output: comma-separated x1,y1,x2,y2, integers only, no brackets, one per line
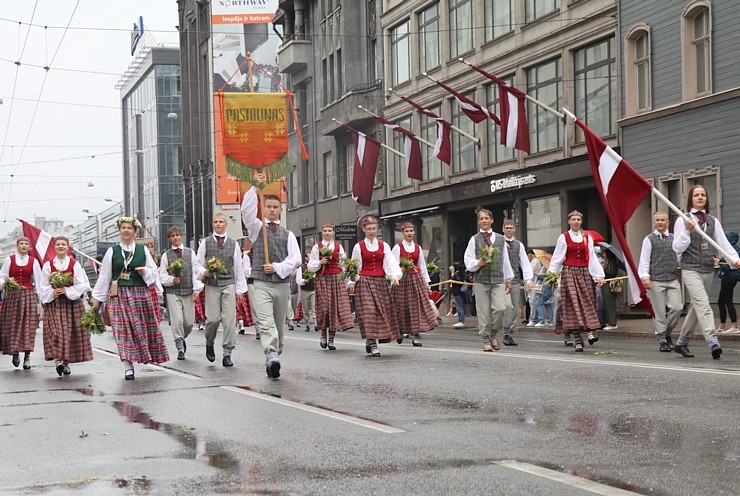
72,247,102,267
357,106,437,149
387,88,480,144
458,58,565,120
331,118,405,158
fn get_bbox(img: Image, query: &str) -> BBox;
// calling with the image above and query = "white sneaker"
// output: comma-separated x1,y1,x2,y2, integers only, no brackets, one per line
446,311,453,317
452,322,465,328
534,323,545,327
603,325,618,330
724,327,740,335
526,321,536,327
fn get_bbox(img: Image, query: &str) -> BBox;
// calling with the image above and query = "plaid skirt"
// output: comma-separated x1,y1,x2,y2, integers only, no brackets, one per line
555,265,601,332
294,300,304,321
315,273,354,332
236,293,254,327
194,291,206,321
149,284,161,324
109,286,169,364
0,288,39,355
43,296,93,363
355,276,400,340
392,272,437,333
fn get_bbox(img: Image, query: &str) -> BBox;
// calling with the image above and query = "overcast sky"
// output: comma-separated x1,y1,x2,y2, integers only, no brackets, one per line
0,0,179,237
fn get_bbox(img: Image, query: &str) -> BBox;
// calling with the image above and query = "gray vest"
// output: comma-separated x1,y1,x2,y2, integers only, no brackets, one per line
647,233,679,282
204,236,236,286
165,247,194,295
506,238,522,284
473,232,505,285
251,224,290,283
681,213,716,273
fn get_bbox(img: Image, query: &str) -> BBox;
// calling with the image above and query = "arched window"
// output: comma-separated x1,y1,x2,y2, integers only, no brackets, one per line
625,25,651,115
681,1,712,100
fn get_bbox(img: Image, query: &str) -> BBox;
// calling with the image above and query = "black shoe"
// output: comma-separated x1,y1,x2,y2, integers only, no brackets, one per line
365,341,372,354
238,328,246,335
503,335,518,346
23,358,31,370
412,338,422,347
659,342,672,352
124,369,135,380
711,345,723,360
674,344,694,358
267,361,281,378
62,364,71,375
396,337,404,344
56,363,65,376
320,337,328,349
288,325,294,331
587,332,599,345
328,342,336,351
255,332,261,340
177,350,185,360
305,327,310,332
206,345,215,362
11,355,20,368
222,356,233,367
665,336,674,349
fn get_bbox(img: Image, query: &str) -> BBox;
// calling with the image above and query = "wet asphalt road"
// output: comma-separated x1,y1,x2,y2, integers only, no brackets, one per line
1,322,739,496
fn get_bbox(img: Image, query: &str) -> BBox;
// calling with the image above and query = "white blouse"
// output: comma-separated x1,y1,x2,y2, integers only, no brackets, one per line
391,240,431,283
350,238,403,280
37,256,91,304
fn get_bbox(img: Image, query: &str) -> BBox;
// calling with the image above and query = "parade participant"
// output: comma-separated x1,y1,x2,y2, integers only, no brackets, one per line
349,216,402,357
196,213,247,367
286,270,300,330
91,217,169,380
158,226,203,360
194,291,206,331
236,240,255,336
638,211,681,352
37,237,92,376
601,250,620,330
463,209,514,352
547,210,604,352
391,222,437,346
307,224,353,350
296,252,317,332
450,262,467,329
672,185,740,359
0,236,42,369
717,231,740,335
241,172,301,378
501,220,533,346
243,238,262,340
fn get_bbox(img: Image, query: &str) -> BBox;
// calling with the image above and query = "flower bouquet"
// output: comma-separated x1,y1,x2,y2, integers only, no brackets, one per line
49,271,73,289
3,277,23,292
544,271,560,289
79,304,106,335
302,269,317,283
167,258,186,278
338,257,359,281
318,245,333,273
203,256,228,282
399,257,417,274
480,245,500,271
426,258,440,276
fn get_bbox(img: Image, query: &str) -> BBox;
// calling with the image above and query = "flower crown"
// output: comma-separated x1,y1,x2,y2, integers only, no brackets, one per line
115,216,143,230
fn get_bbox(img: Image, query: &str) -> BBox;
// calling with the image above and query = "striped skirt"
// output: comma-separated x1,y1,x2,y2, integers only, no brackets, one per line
392,272,438,333
194,291,206,321
43,296,93,363
355,276,400,340
0,288,39,355
236,292,254,327
149,284,161,324
315,273,354,332
555,265,601,332
109,286,169,364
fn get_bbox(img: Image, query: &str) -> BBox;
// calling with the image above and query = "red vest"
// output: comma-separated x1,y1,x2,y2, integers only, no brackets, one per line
50,257,76,280
359,240,385,277
317,242,342,275
9,255,35,289
397,242,421,274
563,232,590,267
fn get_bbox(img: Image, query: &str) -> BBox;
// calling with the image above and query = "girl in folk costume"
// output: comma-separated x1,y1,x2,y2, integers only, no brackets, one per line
349,216,403,357
92,217,169,380
37,237,93,376
391,222,438,346
0,236,42,369
307,223,354,350
547,210,605,351
236,241,254,335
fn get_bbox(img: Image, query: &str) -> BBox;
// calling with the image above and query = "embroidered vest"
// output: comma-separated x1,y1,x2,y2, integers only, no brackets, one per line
10,255,35,289
398,242,421,274
359,240,385,277
563,232,590,267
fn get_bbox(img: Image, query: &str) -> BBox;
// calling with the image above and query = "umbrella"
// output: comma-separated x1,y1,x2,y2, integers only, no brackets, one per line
598,241,626,270
583,230,605,243
532,249,551,270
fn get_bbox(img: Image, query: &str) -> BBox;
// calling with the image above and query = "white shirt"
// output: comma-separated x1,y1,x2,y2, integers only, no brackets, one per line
37,256,91,304
195,234,247,294
242,252,252,279
463,231,515,282
350,238,403,280
307,240,345,272
549,230,605,280
158,245,205,293
638,230,672,280
504,236,534,283
391,240,431,283
672,210,738,263
92,243,160,303
0,253,43,288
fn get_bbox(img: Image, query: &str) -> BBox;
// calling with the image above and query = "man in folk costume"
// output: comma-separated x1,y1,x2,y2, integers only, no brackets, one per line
241,172,301,378
159,226,204,360
295,251,317,332
307,223,353,350
501,219,533,346
196,213,247,367
391,222,438,346
464,209,514,352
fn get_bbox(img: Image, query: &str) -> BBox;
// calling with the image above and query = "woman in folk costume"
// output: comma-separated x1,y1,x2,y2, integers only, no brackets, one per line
0,236,42,370
92,217,169,380
547,210,605,351
236,241,254,335
37,236,93,376
391,222,438,346
349,216,402,357
307,223,354,350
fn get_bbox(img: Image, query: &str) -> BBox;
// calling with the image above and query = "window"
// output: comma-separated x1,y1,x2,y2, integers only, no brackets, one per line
527,58,561,153
300,159,310,205
451,95,477,173
336,49,343,97
625,26,651,115
329,54,336,101
418,4,440,74
393,117,413,188
526,196,561,248
450,0,474,58
290,168,299,208
322,59,328,106
391,21,411,86
420,105,443,180
525,0,559,23
686,167,720,219
485,0,513,41
340,142,354,194
682,2,711,99
324,152,334,198
486,77,516,164
574,37,617,141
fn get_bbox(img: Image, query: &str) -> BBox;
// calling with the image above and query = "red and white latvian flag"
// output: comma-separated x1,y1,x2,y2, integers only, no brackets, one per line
372,115,423,181
434,79,500,125
343,124,381,207
395,94,452,165
18,219,57,265
574,118,654,315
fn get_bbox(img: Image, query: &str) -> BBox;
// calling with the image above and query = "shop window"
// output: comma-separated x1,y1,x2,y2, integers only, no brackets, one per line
486,77,516,165
526,195,561,248
574,37,617,142
419,3,440,74
682,1,712,100
421,215,445,272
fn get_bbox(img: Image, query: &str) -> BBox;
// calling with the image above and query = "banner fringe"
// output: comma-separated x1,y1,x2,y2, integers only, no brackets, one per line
226,154,294,188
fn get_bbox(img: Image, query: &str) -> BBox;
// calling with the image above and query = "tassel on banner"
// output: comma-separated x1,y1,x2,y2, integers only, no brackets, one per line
226,155,294,188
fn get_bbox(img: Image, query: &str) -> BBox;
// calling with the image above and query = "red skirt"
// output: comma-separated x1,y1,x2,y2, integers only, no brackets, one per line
0,288,39,355
392,271,437,333
149,284,161,324
194,291,206,321
236,293,254,327
108,286,169,364
294,300,304,321
43,296,93,363
315,273,354,332
355,276,399,340
556,265,601,332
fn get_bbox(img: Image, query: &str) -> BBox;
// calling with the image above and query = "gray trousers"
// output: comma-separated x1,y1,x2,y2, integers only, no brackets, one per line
166,293,194,344
503,282,522,335
650,279,682,341
204,283,237,352
251,280,290,357
247,283,260,329
679,270,717,345
474,282,507,338
300,290,316,324
287,292,299,320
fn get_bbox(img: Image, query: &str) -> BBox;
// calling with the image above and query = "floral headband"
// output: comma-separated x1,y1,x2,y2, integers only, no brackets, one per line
115,216,143,230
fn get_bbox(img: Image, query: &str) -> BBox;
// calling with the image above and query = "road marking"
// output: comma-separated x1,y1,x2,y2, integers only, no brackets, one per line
93,347,201,380
494,460,641,495
220,385,405,434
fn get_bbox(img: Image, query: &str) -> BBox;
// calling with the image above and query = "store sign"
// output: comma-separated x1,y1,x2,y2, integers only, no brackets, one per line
334,225,358,241
490,174,537,193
